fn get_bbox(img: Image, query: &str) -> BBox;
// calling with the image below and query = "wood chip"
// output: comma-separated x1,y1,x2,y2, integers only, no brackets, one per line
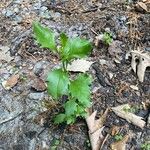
2,74,20,90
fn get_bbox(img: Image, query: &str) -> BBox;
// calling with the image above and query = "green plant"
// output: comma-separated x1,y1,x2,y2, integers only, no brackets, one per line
123,105,141,113
33,22,92,124
114,134,123,141
141,142,150,150
51,139,60,150
102,32,113,45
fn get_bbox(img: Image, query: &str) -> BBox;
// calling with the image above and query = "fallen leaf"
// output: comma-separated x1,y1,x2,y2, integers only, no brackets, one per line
130,50,150,82
136,2,148,11
111,104,146,129
67,59,93,73
86,109,109,150
130,85,139,91
0,45,13,62
2,74,19,90
31,78,47,91
111,134,130,150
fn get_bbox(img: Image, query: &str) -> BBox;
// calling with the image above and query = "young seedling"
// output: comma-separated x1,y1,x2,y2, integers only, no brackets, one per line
33,22,92,124
102,32,113,45
141,142,150,150
114,134,124,141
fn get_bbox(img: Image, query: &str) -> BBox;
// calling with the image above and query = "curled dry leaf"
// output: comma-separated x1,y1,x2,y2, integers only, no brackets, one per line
127,50,150,82
31,78,47,91
86,108,109,150
111,104,146,129
111,134,131,150
67,59,93,73
130,85,139,91
136,2,148,12
2,74,20,90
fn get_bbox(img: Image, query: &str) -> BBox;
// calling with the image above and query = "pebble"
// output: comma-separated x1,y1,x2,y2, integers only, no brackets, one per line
33,61,50,76
5,10,14,17
28,92,44,100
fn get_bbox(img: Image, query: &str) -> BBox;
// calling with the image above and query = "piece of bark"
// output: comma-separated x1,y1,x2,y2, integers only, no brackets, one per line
2,74,19,90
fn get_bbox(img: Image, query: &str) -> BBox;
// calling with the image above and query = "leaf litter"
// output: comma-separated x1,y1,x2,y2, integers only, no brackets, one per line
111,104,146,129
67,59,94,73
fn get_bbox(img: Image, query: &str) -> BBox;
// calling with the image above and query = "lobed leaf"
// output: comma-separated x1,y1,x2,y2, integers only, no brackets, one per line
33,21,56,51
60,32,68,48
47,69,70,99
54,113,66,124
69,74,92,107
64,99,77,116
62,38,92,61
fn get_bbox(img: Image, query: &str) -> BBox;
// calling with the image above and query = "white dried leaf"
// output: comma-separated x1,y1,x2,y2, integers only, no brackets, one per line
111,104,146,128
137,2,148,11
67,59,93,73
0,45,13,62
130,85,139,91
86,109,108,150
130,50,150,82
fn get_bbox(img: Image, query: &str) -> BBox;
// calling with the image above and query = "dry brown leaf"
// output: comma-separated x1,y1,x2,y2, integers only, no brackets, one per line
2,74,20,90
0,45,13,62
111,126,120,136
86,109,109,150
31,78,47,91
111,104,146,129
111,134,130,150
130,50,150,82
67,59,93,73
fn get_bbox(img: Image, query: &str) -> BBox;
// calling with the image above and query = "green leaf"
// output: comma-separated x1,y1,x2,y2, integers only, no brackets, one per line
62,37,92,61
33,21,56,51
64,100,77,116
69,74,91,106
47,69,70,99
60,32,68,48
66,116,75,124
54,113,66,124
76,105,87,117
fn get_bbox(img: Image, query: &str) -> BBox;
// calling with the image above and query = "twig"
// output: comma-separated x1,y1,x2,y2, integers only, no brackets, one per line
100,133,110,150
0,112,22,125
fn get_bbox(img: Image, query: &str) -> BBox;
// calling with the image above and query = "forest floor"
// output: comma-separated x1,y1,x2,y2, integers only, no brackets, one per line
0,0,150,150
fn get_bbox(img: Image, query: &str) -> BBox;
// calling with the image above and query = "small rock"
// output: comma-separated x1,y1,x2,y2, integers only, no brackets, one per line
33,61,50,76
40,6,48,11
28,92,44,100
5,10,14,17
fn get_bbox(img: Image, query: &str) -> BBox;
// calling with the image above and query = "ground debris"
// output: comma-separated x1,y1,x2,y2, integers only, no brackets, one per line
86,108,109,150
128,50,150,82
111,133,131,150
0,45,13,62
2,74,20,90
67,59,93,73
111,104,146,129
